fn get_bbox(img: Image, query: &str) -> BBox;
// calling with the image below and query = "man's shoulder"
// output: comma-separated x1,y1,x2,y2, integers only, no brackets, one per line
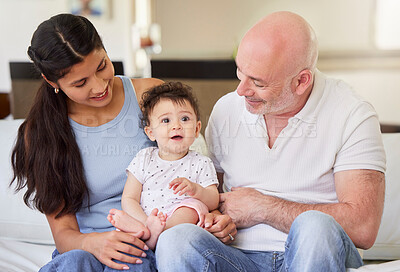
213,91,241,111
321,76,374,115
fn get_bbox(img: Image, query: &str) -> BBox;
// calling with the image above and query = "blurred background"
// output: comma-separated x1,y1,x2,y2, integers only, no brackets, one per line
1,0,399,127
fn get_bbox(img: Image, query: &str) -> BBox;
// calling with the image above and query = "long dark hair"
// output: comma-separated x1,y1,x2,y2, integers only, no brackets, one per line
11,14,105,218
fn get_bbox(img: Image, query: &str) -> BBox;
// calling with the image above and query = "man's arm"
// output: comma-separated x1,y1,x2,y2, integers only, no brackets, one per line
219,169,385,249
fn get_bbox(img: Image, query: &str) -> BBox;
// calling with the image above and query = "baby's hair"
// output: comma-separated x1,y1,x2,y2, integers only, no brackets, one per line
140,81,200,127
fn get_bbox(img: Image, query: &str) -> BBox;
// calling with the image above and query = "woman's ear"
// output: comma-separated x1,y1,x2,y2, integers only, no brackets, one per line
293,69,313,95
41,73,59,89
144,126,156,141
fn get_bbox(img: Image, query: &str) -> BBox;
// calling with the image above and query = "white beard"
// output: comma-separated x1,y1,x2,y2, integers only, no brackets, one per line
245,82,298,116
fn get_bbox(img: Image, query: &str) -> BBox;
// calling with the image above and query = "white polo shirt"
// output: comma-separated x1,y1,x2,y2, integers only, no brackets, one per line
205,70,386,252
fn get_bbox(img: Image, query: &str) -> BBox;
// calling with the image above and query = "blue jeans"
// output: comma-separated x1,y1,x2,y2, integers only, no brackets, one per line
156,211,363,272
39,246,157,272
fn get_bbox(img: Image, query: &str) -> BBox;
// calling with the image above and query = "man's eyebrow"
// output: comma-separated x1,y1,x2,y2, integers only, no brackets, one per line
236,63,265,83
70,57,106,85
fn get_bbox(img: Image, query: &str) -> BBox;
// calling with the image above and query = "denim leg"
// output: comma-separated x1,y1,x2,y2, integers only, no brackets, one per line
241,249,285,272
156,223,261,272
104,248,157,272
283,210,363,272
39,249,103,272
40,247,157,272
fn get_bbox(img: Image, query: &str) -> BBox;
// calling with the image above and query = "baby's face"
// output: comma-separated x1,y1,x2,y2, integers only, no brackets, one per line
145,98,201,160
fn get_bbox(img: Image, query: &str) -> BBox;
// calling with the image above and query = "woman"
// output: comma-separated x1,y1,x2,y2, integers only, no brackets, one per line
11,13,162,271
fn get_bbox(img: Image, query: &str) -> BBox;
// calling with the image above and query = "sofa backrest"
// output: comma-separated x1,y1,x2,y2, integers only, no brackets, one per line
1,119,399,259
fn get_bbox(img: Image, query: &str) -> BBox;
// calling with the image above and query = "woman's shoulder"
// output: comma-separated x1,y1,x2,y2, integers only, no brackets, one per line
131,78,164,100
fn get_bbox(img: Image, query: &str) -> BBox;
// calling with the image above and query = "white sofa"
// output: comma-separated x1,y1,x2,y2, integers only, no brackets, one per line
1,119,400,271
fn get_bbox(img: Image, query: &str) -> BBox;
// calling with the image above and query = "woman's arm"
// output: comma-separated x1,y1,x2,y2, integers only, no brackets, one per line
121,172,148,223
46,211,148,270
131,78,164,102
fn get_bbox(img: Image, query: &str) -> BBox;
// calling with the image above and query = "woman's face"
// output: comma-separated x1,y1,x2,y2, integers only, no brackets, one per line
56,48,115,113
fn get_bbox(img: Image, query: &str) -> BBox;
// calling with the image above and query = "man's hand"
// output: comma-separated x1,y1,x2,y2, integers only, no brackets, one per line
219,187,266,228
203,211,237,244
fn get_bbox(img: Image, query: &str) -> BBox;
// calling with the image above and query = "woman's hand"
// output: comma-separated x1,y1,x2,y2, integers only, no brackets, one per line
47,212,150,270
83,230,149,270
203,210,237,244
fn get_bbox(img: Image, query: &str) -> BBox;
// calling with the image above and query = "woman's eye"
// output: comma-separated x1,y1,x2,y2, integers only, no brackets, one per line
161,118,169,123
181,116,189,122
75,80,86,88
98,61,107,71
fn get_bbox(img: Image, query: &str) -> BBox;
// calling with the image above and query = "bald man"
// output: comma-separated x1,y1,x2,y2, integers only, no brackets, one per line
156,11,386,272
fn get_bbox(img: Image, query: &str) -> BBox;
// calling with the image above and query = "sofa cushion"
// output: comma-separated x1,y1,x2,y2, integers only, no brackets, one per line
363,133,400,260
1,119,399,258
0,119,208,245
0,119,53,244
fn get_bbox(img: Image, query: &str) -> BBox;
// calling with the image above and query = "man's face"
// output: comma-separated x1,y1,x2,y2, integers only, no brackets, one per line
235,39,299,116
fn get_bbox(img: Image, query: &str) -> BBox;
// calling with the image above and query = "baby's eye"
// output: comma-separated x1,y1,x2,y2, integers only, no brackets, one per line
181,116,190,122
161,118,170,123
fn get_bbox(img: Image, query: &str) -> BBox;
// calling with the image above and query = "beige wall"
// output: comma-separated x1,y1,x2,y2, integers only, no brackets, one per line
2,1,399,124
153,0,400,125
153,0,375,59
0,0,134,92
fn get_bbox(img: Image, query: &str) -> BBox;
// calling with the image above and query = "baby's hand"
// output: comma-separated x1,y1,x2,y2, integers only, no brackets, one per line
169,178,199,197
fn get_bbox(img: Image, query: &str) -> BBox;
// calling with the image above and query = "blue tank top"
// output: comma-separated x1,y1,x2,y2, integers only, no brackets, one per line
70,76,154,233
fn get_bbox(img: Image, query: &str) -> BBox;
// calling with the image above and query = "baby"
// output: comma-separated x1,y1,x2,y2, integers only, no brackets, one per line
108,82,219,249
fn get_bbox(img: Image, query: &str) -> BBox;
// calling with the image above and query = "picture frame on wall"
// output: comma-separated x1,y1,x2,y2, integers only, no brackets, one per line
70,0,112,20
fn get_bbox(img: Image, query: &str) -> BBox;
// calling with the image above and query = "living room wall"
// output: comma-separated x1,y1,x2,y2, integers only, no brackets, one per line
153,0,375,59
0,0,134,93
1,0,399,125
152,0,400,125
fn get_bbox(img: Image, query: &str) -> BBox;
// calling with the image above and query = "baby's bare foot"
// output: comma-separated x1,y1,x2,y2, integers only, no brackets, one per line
108,209,150,239
145,208,166,250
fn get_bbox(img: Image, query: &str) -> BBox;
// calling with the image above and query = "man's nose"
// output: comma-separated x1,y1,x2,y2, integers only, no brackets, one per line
236,77,253,97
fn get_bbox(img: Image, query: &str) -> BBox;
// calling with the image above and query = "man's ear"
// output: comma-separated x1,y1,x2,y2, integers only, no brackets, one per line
41,73,59,89
195,120,201,138
144,126,156,141
293,69,313,95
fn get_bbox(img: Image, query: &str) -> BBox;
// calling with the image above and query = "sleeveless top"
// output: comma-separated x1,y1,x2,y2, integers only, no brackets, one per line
70,76,154,233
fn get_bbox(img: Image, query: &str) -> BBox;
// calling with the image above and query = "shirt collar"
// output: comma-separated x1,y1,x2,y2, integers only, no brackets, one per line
294,69,326,124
